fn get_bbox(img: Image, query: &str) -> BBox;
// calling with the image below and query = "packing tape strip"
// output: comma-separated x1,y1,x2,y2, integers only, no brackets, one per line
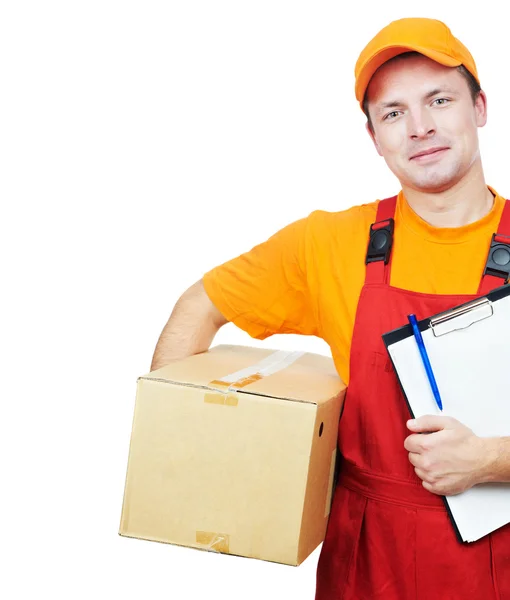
196,531,230,553
204,350,305,405
203,388,239,406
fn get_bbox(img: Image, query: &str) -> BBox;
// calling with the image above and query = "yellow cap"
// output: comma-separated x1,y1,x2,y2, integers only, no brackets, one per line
355,18,479,109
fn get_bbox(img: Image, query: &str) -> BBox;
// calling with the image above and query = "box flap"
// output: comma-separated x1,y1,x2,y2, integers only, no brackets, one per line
141,344,345,404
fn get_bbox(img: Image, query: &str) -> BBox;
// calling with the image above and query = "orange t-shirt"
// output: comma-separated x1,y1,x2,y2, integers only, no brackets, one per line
202,187,506,384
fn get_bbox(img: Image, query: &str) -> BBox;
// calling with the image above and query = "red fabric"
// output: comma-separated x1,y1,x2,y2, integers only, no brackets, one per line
376,196,398,222
479,274,507,296
315,198,510,600
373,220,392,230
478,201,510,295
494,235,510,244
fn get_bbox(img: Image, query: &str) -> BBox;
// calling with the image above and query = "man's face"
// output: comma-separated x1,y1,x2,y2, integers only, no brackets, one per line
365,54,487,194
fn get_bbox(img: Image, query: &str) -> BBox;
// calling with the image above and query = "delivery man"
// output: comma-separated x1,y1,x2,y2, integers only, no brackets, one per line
152,17,510,599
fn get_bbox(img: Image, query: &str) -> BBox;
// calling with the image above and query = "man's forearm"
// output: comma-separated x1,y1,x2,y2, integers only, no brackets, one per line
479,437,510,483
150,280,227,371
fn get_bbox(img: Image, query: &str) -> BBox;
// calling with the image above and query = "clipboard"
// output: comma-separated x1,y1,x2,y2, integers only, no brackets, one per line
382,284,510,543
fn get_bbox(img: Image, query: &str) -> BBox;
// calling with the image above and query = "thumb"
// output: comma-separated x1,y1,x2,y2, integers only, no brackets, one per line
407,415,449,433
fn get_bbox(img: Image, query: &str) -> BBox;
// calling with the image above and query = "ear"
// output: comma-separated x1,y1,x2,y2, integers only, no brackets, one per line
365,121,383,156
475,90,488,128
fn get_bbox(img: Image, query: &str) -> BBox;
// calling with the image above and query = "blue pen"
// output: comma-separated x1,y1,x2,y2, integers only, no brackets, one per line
407,314,443,411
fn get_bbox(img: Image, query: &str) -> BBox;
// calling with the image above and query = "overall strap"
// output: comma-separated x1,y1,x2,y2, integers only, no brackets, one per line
365,195,398,285
478,200,510,295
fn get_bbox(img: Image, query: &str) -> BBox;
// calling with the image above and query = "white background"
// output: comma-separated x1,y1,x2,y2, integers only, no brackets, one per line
2,1,509,598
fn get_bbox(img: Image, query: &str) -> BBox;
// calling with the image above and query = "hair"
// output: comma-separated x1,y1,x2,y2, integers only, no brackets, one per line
362,51,482,133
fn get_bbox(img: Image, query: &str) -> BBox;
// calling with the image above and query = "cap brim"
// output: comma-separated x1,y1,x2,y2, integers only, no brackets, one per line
356,44,461,105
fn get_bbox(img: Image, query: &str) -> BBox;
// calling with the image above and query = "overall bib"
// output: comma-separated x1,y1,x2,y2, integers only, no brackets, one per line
315,196,510,600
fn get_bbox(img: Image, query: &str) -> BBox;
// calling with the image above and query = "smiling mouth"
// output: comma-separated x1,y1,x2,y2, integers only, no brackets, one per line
410,148,449,161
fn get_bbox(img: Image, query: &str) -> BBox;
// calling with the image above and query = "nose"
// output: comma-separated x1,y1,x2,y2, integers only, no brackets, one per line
408,107,436,140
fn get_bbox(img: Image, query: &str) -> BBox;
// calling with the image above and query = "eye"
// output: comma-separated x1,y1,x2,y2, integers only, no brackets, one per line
432,98,450,106
384,110,401,121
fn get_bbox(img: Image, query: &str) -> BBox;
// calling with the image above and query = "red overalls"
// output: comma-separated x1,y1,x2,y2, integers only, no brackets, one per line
316,196,510,600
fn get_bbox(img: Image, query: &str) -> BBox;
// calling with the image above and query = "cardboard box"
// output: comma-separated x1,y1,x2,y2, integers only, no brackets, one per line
119,344,346,566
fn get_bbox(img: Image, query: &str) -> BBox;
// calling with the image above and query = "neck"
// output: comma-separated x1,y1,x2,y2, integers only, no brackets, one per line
402,160,494,228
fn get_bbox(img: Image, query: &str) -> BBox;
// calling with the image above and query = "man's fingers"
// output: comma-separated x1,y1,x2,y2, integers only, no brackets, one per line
408,452,421,468
421,480,438,494
404,433,432,453
407,415,454,433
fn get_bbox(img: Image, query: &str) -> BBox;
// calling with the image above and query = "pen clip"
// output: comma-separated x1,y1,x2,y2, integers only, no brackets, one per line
429,297,493,337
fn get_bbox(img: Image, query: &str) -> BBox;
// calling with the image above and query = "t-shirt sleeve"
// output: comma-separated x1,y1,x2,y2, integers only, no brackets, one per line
202,214,318,340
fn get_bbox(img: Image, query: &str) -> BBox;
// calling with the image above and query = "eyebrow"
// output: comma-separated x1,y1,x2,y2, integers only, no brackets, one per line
374,87,458,114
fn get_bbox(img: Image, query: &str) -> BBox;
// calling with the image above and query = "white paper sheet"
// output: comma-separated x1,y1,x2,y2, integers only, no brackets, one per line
387,294,510,542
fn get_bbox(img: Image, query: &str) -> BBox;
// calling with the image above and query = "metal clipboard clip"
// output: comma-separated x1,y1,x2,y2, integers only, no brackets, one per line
429,297,494,337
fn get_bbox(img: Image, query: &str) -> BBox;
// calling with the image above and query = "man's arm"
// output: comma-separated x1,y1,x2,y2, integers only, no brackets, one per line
479,436,510,484
150,279,229,371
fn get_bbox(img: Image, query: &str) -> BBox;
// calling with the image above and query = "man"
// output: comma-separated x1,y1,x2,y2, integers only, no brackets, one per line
152,18,510,599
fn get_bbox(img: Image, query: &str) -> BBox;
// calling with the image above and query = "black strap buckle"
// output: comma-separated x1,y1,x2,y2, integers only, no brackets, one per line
483,233,510,281
366,218,395,265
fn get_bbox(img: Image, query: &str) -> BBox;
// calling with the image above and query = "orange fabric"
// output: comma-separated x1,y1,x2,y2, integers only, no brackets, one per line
354,18,479,108
202,186,505,385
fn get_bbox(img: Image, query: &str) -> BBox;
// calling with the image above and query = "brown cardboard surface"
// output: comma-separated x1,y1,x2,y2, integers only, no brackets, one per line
120,344,346,566
143,344,341,404
297,395,342,564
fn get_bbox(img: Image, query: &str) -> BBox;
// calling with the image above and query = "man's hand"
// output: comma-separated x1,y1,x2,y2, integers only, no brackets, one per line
404,415,491,496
